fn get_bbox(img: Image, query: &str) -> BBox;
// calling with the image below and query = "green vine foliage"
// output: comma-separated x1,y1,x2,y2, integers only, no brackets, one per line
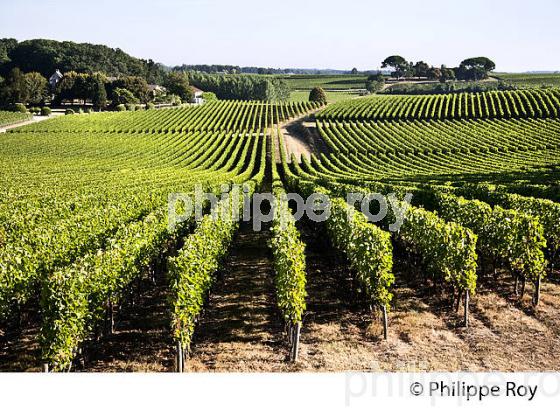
168,158,266,354
434,192,547,284
281,129,477,300
169,196,239,351
326,197,394,309
270,182,307,324
399,206,478,294
40,209,177,371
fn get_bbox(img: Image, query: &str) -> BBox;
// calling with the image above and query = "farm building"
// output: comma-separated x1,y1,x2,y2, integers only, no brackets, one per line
191,86,204,104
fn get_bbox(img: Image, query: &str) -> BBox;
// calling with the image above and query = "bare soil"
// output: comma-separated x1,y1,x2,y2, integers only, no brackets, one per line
84,279,176,372
0,303,42,372
186,222,290,371
277,109,329,164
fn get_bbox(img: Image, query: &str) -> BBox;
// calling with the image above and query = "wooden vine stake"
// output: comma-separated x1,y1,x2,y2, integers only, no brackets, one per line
533,274,541,306
42,363,49,373
290,322,301,363
381,305,388,340
176,341,184,373
463,290,470,328
108,298,114,335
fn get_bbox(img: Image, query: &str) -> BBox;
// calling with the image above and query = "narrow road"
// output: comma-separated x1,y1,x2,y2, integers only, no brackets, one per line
276,108,329,164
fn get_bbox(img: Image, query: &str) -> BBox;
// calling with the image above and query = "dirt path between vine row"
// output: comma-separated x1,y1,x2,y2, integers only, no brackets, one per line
276,108,329,164
186,221,290,371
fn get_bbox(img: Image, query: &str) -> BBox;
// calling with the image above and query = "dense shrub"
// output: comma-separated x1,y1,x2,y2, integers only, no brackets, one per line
40,106,51,116
115,104,126,112
146,102,155,110
309,87,327,105
125,103,136,111
65,109,75,115
13,103,27,113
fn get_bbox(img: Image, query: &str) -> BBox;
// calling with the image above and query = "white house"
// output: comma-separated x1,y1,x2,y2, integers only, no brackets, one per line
148,84,166,99
191,86,204,104
49,69,63,89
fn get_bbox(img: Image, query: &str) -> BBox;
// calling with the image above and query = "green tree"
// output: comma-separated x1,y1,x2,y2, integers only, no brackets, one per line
351,67,358,75
110,76,150,102
440,65,456,83
91,78,107,110
381,55,410,79
24,72,48,104
164,72,193,102
112,87,138,106
309,87,327,105
202,91,217,101
413,61,430,78
427,67,442,81
0,38,165,81
366,74,385,93
0,68,28,104
456,57,495,81
54,71,78,103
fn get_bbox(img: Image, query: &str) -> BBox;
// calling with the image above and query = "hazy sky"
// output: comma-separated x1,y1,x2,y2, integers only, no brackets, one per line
1,0,559,72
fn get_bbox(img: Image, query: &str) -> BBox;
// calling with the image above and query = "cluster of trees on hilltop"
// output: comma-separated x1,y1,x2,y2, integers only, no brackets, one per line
0,38,168,84
187,72,289,101
381,55,496,82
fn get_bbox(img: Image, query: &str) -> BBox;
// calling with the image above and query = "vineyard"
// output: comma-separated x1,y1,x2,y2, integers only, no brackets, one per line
317,89,560,121
0,111,32,127
1,92,560,372
495,73,560,89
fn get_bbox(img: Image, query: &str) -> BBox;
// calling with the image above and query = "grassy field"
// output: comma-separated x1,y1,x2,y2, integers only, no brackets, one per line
289,90,361,103
279,74,368,90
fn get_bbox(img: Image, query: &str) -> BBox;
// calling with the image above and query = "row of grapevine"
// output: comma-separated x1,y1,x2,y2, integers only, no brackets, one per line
455,184,560,260
317,118,560,156
169,194,242,371
300,145,560,183
0,132,259,321
41,208,188,371
269,178,307,360
295,160,551,307
13,101,321,134
324,194,394,337
317,89,560,121
430,191,546,305
168,134,267,372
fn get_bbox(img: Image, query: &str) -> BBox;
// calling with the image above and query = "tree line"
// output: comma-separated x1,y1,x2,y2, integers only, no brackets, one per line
0,68,195,110
187,72,290,102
